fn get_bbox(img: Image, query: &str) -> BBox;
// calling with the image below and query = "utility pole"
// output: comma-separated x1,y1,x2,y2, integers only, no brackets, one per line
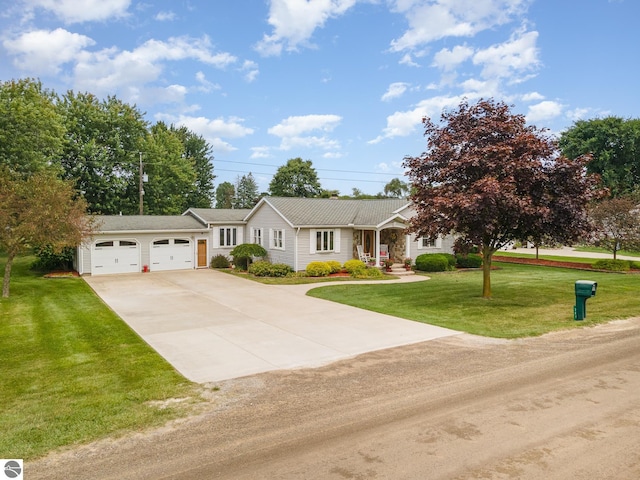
139,152,144,215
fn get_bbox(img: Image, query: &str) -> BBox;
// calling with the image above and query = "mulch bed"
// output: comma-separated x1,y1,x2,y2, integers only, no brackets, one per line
43,271,80,278
493,255,640,273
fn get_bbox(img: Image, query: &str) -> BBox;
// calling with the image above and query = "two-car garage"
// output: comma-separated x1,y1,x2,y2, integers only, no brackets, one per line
78,215,209,276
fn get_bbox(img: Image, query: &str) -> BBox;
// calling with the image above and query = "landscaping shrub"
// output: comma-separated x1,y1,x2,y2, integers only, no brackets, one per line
31,245,74,272
344,259,366,275
631,261,640,270
229,243,267,270
456,253,483,268
415,253,449,272
326,260,342,274
248,260,293,277
592,259,630,271
210,254,230,269
352,267,384,279
442,253,457,268
306,261,332,277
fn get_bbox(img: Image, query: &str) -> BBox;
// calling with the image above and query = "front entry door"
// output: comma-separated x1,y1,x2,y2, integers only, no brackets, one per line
363,230,375,257
197,239,207,267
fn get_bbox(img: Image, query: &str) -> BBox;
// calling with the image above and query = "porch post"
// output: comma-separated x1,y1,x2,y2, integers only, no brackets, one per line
375,229,381,267
405,234,411,261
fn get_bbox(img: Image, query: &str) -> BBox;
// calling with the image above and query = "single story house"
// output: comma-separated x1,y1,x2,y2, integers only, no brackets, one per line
75,197,454,275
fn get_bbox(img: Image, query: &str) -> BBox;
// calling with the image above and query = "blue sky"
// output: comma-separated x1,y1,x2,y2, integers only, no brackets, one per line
1,0,638,195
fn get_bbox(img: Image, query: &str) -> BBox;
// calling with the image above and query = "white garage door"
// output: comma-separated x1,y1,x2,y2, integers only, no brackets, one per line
92,240,140,275
150,238,193,272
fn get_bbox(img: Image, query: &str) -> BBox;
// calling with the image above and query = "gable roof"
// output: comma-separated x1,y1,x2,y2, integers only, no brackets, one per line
97,215,206,233
249,197,411,228
184,208,251,224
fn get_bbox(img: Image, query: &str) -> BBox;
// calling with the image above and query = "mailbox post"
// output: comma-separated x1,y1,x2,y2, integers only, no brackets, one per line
574,280,597,320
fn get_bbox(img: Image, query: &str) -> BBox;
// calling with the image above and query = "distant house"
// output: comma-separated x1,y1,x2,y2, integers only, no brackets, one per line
75,197,454,275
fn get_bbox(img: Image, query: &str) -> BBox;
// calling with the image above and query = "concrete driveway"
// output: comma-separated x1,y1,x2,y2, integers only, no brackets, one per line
84,270,459,383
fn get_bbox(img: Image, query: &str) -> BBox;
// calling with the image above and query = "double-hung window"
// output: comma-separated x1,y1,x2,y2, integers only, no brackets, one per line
315,230,334,252
252,227,263,246
219,227,237,247
419,236,440,249
272,229,284,249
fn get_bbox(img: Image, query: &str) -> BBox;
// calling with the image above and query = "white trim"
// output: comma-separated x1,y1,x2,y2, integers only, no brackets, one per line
417,236,442,249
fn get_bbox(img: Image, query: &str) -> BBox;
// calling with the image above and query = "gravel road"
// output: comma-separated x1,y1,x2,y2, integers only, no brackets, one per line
30,318,640,479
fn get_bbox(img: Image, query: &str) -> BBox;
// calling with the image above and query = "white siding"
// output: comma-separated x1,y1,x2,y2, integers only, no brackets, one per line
245,206,296,268
298,228,352,271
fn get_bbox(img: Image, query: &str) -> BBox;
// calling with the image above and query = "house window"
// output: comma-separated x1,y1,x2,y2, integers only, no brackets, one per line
272,229,284,249
420,236,440,249
252,228,263,246
316,230,334,252
219,227,237,247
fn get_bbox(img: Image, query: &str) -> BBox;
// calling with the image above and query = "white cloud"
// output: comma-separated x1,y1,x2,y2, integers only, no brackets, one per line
268,114,342,152
155,11,176,22
268,114,341,137
521,91,544,102
472,30,540,80
432,44,474,71
389,0,529,52
157,114,254,153
566,107,591,122
382,82,410,102
255,0,357,56
251,146,272,159
25,0,131,24
195,71,221,93
369,93,472,144
399,53,420,67
526,100,564,123
241,60,260,82
73,36,237,98
3,28,95,75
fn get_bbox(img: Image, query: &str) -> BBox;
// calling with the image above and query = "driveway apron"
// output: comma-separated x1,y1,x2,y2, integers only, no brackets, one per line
84,269,459,383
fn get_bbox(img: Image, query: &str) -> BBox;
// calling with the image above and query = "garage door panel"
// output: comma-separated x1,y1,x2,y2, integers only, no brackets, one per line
92,241,140,275
150,239,193,272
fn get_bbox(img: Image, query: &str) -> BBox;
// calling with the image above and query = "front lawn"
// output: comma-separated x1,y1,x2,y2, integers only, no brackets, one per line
307,263,640,338
0,256,198,460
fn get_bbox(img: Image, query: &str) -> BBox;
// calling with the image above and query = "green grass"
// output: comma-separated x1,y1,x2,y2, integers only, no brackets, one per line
493,251,594,263
0,256,198,460
307,263,640,338
572,246,640,258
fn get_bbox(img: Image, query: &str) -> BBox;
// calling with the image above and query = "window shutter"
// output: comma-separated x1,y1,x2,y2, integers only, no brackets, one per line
436,236,442,249
281,229,285,249
310,229,316,254
334,229,340,253
417,237,423,250
269,229,273,249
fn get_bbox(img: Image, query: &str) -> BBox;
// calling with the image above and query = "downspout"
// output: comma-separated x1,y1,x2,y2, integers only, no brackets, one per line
295,227,300,271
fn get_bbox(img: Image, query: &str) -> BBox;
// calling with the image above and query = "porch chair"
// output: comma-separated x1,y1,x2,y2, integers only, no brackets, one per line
357,245,371,263
379,244,389,263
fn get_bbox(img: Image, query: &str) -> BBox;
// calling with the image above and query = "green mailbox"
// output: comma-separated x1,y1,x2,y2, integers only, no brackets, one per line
574,280,597,321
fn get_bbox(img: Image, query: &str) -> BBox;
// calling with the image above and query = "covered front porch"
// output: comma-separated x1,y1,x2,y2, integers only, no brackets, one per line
353,220,411,267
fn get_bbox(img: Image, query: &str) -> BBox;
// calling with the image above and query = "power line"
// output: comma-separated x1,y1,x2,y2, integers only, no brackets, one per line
215,159,403,177
214,168,393,184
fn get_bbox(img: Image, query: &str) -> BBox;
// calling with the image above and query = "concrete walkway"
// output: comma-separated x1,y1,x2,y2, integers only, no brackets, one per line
84,270,458,383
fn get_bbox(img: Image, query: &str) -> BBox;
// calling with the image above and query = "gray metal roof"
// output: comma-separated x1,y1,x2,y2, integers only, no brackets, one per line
185,208,251,224
263,197,410,227
97,215,207,232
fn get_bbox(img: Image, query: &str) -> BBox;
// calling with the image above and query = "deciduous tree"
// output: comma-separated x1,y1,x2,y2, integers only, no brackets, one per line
0,169,95,297
172,125,215,208
269,158,322,197
215,182,235,208
383,178,409,198
404,99,599,298
0,78,64,175
589,196,640,259
57,91,147,214
559,117,640,196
